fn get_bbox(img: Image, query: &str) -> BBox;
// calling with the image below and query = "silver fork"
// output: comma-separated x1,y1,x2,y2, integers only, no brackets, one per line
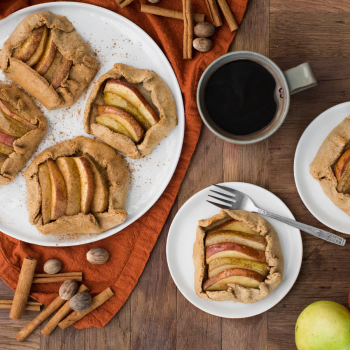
207,184,346,246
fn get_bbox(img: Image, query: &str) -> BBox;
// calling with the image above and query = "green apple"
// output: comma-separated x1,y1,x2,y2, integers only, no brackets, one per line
295,300,350,350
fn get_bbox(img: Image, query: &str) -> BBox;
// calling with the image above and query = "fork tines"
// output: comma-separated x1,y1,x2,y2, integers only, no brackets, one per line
208,194,233,205
210,190,235,200
206,200,231,210
211,183,238,195
207,185,238,209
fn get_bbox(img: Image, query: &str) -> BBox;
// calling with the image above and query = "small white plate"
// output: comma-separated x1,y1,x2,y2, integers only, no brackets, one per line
0,2,184,246
294,102,350,234
166,182,302,318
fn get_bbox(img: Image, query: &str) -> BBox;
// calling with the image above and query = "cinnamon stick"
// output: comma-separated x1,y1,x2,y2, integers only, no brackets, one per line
33,275,82,284
10,258,37,320
205,0,222,27
183,0,194,60
16,295,66,342
34,272,82,278
41,284,89,336
0,300,41,311
217,0,238,32
116,0,135,8
141,5,205,23
58,287,114,329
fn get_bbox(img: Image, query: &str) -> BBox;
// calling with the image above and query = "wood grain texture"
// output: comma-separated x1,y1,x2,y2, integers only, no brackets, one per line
40,321,86,350
85,300,130,350
268,1,350,348
270,13,350,59
130,204,177,350
271,0,350,13
176,120,223,350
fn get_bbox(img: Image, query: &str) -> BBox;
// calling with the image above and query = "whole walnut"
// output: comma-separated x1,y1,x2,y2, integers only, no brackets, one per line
194,22,215,38
193,38,213,53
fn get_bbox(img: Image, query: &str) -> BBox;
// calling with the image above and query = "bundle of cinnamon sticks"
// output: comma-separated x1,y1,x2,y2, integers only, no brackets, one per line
142,0,238,60
5,257,114,342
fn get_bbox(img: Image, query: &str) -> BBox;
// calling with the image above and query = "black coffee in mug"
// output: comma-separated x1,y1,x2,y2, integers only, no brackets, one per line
204,60,279,135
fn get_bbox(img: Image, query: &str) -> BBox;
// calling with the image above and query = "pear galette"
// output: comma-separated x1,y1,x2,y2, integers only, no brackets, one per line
310,115,350,216
25,136,128,235
0,84,47,185
0,11,98,110
84,63,177,159
193,210,284,303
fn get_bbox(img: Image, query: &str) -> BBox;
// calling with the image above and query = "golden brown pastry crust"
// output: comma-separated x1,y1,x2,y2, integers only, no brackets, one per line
84,63,177,159
0,84,47,185
193,210,284,303
0,11,98,110
310,116,350,216
24,136,129,235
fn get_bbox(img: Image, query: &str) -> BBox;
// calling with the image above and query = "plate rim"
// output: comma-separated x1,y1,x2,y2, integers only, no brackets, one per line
0,2,185,246
166,182,303,318
294,101,350,233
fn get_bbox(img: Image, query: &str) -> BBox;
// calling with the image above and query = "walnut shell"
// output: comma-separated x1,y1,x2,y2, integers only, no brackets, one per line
59,280,78,300
193,38,213,53
87,248,109,265
70,292,92,312
43,259,62,274
194,22,215,38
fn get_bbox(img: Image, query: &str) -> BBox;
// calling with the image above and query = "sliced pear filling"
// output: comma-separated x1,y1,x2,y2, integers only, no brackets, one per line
38,155,110,224
96,105,145,142
11,25,73,90
203,220,268,291
94,79,162,142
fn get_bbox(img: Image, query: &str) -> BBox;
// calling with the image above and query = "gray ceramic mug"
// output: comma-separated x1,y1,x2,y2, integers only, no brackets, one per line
197,51,317,144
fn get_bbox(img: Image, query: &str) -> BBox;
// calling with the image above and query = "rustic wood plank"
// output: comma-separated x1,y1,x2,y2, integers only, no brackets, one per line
177,126,224,206
271,0,350,13
40,320,86,350
270,13,350,59
223,140,269,188
0,323,40,350
222,316,268,349
222,0,269,348
85,297,130,350
269,4,350,348
176,123,224,349
229,0,269,55
130,204,177,350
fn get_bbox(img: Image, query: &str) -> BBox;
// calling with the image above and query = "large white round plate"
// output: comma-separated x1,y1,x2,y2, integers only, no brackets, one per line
0,2,184,246
294,102,350,233
166,182,302,318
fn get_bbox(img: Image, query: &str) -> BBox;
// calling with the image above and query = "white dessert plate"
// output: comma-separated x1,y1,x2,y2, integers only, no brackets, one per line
0,2,184,246
166,182,302,318
294,102,350,233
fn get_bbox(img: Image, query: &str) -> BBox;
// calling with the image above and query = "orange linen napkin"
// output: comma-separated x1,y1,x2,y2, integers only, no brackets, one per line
0,0,248,328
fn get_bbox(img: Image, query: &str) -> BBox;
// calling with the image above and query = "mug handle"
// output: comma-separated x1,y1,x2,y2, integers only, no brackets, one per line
283,62,317,95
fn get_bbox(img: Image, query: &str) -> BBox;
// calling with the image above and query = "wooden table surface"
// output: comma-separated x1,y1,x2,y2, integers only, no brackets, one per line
1,0,350,348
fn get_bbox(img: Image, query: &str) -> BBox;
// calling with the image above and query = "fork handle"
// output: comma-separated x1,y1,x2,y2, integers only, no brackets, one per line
254,208,346,246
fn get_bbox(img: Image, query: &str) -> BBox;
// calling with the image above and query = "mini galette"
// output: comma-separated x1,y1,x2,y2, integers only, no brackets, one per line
84,63,177,159
0,11,98,110
193,210,284,303
25,136,129,235
0,84,47,185
310,116,350,216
